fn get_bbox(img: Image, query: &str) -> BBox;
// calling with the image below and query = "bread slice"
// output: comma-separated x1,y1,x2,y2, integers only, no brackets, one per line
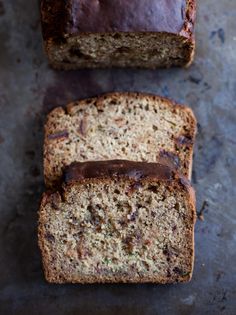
41,0,196,69
44,92,197,188
38,160,196,284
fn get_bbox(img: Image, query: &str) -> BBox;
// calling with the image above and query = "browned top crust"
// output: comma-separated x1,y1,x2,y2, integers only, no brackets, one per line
41,0,196,41
64,160,178,184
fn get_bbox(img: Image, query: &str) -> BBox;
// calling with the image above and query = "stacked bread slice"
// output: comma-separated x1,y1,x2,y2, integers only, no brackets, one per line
39,92,197,284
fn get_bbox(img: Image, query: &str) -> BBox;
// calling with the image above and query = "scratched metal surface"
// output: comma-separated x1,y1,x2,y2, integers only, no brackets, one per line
0,0,236,314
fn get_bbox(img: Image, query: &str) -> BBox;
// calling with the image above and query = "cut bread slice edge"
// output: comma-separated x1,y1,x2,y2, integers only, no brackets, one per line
38,160,196,284
44,92,197,188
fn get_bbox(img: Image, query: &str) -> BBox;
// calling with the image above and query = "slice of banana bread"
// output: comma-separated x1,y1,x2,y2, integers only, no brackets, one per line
41,0,196,69
38,160,196,284
44,92,197,188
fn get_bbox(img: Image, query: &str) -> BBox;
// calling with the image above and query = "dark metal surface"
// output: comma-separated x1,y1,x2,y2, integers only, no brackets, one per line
0,1,236,314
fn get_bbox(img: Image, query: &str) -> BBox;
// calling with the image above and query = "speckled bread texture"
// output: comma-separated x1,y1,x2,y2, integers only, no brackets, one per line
38,160,196,284
44,92,197,188
41,0,196,69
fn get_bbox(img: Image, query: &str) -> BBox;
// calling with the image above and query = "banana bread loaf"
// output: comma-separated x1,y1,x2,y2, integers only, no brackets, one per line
44,92,197,188
41,0,196,69
38,160,196,284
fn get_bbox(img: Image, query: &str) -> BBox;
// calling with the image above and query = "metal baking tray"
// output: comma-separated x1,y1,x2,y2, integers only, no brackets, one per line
0,0,235,314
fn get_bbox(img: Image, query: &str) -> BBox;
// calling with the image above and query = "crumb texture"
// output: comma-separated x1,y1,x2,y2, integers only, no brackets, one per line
39,177,195,283
46,33,194,69
44,93,196,187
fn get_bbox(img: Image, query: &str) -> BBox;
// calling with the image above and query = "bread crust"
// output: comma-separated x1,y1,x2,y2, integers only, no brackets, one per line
44,92,197,188
63,160,175,184
41,0,196,41
41,0,196,69
38,162,196,284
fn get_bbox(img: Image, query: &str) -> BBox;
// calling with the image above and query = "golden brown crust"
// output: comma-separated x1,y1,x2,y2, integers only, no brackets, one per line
43,107,67,187
38,193,55,282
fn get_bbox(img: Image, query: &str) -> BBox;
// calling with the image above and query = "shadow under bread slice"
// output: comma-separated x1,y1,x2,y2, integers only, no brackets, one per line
44,92,197,188
38,160,196,284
